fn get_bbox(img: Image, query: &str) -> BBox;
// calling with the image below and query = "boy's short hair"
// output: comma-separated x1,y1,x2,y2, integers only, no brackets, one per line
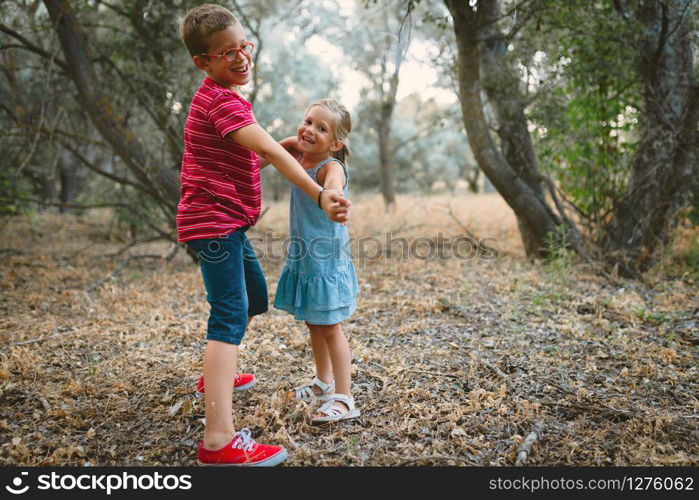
180,3,241,57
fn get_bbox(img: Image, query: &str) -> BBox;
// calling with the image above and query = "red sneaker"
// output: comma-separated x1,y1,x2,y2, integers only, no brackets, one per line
195,373,256,398
197,429,288,466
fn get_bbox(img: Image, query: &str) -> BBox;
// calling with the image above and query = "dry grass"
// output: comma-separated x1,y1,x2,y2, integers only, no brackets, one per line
0,194,697,466
258,192,523,255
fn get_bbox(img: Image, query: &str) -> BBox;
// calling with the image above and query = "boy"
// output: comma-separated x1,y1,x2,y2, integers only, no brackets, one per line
178,4,350,466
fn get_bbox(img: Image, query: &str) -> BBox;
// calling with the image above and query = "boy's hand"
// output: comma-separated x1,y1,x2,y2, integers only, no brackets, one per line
320,189,351,224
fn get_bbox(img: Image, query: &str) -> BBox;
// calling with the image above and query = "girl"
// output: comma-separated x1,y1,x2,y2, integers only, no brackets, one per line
274,98,360,423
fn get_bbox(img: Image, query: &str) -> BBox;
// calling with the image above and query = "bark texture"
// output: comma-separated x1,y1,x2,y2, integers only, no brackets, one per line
44,0,180,218
445,0,561,257
603,0,698,275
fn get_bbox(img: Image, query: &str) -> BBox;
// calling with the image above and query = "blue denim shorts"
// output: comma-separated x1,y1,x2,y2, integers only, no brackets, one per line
186,228,268,345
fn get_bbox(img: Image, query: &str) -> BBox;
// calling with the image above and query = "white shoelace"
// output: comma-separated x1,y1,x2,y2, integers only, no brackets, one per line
231,428,255,452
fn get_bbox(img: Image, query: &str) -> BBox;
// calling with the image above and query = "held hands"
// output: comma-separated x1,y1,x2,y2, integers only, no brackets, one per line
319,188,351,224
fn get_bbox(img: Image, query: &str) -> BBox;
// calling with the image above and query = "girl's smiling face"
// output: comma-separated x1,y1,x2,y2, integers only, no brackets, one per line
195,23,252,91
297,106,343,156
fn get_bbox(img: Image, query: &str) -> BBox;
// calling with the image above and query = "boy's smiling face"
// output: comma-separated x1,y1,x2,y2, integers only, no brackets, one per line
194,23,251,91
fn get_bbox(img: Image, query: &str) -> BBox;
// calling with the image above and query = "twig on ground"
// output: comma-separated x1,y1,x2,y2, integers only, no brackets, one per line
85,254,163,292
447,200,480,240
545,381,636,419
474,358,514,392
37,396,51,412
257,206,270,222
165,244,179,262
1,333,63,351
398,454,480,466
403,368,461,378
0,248,29,256
515,423,543,466
477,359,509,380
106,237,165,258
367,200,424,239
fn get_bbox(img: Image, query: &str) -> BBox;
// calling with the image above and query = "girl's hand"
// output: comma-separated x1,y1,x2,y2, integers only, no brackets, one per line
279,136,299,155
259,136,299,169
320,189,351,224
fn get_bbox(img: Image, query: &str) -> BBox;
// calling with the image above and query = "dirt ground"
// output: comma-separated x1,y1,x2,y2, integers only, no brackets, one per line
1,193,697,466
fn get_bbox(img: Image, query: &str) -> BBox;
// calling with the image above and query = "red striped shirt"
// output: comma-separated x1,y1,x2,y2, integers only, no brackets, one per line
177,77,261,242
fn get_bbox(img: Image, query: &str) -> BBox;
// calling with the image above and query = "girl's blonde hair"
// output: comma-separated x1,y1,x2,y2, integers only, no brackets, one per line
308,98,351,164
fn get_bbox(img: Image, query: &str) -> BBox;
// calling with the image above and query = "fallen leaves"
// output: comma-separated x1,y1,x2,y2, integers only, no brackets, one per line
1,202,697,466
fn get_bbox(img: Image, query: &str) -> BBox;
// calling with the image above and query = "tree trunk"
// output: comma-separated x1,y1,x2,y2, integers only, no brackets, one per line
58,150,85,212
466,167,480,193
378,99,397,208
43,0,179,221
376,2,409,210
603,0,697,275
445,0,561,257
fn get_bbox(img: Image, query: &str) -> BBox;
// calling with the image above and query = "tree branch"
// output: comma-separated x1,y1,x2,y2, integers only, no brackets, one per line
3,126,106,147
0,22,68,71
229,0,261,40
16,56,60,174
98,55,182,159
0,102,18,123
43,0,180,215
96,0,130,18
85,253,166,293
0,196,128,210
514,423,543,466
612,0,632,20
56,140,146,192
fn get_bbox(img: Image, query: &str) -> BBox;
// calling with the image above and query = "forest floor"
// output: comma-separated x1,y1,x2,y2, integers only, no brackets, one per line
1,193,697,466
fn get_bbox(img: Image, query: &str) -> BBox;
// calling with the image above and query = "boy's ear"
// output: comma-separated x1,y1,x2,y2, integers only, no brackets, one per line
329,140,343,153
193,55,210,71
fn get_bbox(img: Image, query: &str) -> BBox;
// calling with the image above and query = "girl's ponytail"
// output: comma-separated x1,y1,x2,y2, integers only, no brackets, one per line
333,141,351,164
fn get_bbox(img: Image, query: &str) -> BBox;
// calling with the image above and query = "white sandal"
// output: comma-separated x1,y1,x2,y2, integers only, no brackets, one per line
290,377,334,402
311,394,360,424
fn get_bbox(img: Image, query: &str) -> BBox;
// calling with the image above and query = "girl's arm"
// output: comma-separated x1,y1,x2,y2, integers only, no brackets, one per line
279,136,299,155
229,124,350,222
259,136,299,169
317,161,348,226
317,161,346,193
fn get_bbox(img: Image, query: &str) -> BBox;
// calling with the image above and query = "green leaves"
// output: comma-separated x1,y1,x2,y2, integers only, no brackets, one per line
526,0,642,221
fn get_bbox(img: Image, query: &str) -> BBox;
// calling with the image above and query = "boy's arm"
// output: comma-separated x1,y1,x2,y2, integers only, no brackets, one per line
258,136,299,169
230,124,350,222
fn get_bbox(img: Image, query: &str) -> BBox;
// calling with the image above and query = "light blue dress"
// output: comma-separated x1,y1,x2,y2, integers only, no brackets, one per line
274,157,359,325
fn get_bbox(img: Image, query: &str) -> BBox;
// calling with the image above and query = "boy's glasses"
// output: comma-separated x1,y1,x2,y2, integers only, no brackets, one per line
200,41,254,62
